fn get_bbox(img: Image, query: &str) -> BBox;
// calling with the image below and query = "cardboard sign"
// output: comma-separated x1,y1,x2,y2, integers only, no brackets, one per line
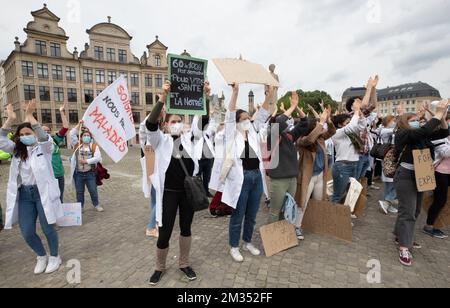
413,149,436,192
57,203,82,227
353,177,368,218
260,220,299,257
423,191,450,229
213,58,280,87
302,200,353,242
144,147,155,177
167,54,208,116
82,76,136,163
344,178,363,213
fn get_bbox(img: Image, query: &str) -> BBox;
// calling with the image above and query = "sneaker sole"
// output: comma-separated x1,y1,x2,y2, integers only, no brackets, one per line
399,258,412,267
379,202,388,215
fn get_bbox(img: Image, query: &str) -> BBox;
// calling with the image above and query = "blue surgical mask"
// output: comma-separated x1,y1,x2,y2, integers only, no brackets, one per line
20,135,37,146
389,123,396,129
409,121,420,129
82,136,92,144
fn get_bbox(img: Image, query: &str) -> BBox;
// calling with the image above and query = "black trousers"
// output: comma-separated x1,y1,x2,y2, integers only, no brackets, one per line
198,158,214,195
157,190,194,250
427,171,450,226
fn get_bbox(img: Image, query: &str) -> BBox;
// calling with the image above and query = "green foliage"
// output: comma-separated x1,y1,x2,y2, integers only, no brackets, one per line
278,89,339,118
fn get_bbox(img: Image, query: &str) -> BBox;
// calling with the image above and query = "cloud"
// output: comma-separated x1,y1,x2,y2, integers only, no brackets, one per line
0,0,449,107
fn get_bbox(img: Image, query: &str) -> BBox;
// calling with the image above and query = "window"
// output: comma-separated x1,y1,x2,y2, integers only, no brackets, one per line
131,92,140,105
120,71,128,84
37,63,49,79
155,74,163,88
50,43,61,57
41,109,52,124
39,86,50,101
35,40,47,55
118,49,127,63
146,92,153,105
54,87,64,102
108,71,117,84
132,112,140,124
69,110,79,124
24,85,36,100
55,111,62,124
67,88,77,103
83,68,93,83
155,54,161,67
22,61,34,77
130,73,139,87
84,89,94,104
145,74,153,87
96,70,105,84
106,48,116,62
94,46,104,60
52,65,63,80
66,66,76,82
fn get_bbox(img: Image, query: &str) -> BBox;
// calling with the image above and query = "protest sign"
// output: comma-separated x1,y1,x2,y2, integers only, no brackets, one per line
167,54,208,116
353,177,368,218
413,149,436,192
302,200,353,242
82,76,136,163
57,203,82,227
260,220,298,257
144,146,155,178
213,58,280,87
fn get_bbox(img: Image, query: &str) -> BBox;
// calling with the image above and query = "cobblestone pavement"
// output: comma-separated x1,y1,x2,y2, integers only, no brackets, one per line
0,147,449,288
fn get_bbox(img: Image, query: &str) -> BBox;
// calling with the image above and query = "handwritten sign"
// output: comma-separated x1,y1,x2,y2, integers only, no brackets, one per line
213,58,280,87
413,149,436,192
57,203,82,227
260,220,299,257
167,54,208,116
82,76,136,163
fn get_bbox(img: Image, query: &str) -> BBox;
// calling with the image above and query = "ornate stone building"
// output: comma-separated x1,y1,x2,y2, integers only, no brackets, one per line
1,4,169,143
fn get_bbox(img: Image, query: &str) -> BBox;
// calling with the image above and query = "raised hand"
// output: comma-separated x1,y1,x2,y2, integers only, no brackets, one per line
308,104,320,119
59,101,68,114
160,80,171,102
204,81,211,97
6,104,16,122
319,108,329,124
291,91,299,109
435,99,449,119
296,107,306,119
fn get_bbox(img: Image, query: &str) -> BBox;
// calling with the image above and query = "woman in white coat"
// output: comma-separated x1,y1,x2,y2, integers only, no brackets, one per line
141,81,207,286
0,102,63,275
223,84,272,263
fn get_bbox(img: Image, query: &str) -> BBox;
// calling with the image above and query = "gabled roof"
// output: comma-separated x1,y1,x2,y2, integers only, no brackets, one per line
31,4,60,22
147,36,168,50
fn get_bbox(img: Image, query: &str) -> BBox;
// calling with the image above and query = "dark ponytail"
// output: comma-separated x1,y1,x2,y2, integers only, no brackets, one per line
13,122,33,161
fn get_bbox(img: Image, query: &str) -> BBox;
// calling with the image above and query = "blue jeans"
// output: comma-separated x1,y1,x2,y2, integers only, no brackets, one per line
332,161,358,203
147,185,157,230
229,170,263,248
356,154,370,180
384,182,397,202
74,171,99,208
56,176,64,203
18,185,59,257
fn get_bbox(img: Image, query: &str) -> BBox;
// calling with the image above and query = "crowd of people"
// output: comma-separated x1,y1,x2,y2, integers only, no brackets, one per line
0,74,449,285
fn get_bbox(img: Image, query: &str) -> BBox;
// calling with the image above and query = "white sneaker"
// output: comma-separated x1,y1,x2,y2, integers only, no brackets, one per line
95,206,104,212
45,256,62,274
34,256,48,275
243,243,261,256
379,201,389,215
230,248,244,262
370,185,381,190
388,205,399,214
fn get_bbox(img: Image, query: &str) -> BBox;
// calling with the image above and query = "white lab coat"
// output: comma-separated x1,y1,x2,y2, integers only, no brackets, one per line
139,119,199,227
209,130,225,192
191,115,218,160
0,130,63,229
68,128,102,188
221,109,269,209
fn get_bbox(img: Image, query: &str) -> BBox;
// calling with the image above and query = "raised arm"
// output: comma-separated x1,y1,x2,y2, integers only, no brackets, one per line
60,101,69,130
284,91,299,118
362,75,378,109
260,86,275,112
146,81,170,131
0,104,17,154
227,84,239,112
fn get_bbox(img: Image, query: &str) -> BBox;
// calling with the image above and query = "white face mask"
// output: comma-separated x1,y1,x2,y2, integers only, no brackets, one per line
239,120,252,132
169,123,184,136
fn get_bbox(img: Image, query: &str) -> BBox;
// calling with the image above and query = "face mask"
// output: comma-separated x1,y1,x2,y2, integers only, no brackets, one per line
239,120,252,132
20,135,37,146
389,123,396,129
82,136,92,144
409,121,420,129
169,123,184,136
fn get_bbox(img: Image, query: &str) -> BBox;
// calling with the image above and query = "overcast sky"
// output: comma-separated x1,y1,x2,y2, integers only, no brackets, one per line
1,0,449,109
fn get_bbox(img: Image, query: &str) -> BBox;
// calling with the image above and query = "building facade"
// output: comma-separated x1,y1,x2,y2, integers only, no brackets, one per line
342,82,442,117
0,60,6,125
1,4,169,144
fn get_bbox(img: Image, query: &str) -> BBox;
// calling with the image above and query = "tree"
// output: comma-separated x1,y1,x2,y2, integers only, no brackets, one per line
278,89,338,118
